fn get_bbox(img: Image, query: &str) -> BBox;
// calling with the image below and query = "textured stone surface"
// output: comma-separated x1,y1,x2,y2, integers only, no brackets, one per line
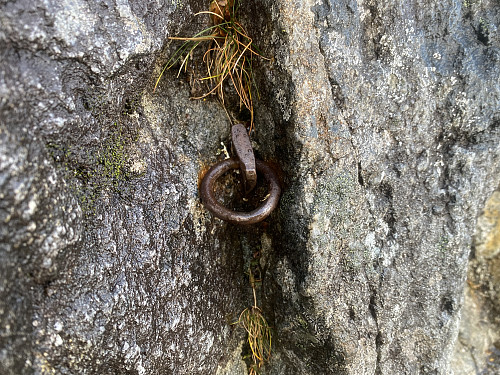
250,0,500,373
1,1,246,374
1,0,500,374
451,190,500,374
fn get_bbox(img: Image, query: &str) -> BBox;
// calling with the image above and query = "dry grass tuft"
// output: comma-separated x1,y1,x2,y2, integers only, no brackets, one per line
233,265,272,374
155,0,267,131
237,306,272,374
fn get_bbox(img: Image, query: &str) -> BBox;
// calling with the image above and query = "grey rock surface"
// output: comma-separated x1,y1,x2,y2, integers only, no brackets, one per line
1,1,246,374
1,0,499,374
251,0,500,373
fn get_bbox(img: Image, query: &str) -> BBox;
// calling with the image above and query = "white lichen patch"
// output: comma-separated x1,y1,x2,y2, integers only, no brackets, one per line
188,196,210,241
34,352,56,375
141,93,169,139
115,0,153,60
26,197,38,217
127,143,147,175
49,0,97,46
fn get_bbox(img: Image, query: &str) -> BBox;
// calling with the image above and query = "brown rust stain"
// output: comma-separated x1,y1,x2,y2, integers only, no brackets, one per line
484,194,500,254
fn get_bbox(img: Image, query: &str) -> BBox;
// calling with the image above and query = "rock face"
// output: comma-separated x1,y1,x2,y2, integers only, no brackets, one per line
1,0,499,374
451,191,500,374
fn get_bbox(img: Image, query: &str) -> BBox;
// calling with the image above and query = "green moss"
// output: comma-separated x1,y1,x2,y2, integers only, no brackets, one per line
462,0,477,8
437,235,449,253
47,122,140,215
98,123,130,184
479,17,490,34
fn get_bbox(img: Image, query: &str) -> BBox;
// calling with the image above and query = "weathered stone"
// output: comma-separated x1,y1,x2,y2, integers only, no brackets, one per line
1,1,246,374
474,191,500,259
248,0,500,373
451,191,500,374
1,0,499,374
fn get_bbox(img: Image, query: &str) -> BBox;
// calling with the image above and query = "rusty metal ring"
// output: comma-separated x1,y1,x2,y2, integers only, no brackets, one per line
200,157,281,225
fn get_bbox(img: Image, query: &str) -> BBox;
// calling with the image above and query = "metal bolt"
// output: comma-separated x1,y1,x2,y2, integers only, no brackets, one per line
231,123,257,194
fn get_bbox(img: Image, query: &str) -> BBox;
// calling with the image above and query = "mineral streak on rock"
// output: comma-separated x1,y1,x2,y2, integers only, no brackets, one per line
451,191,500,374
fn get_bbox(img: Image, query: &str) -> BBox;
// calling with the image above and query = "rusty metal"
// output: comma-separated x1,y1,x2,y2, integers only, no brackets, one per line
200,157,281,225
231,123,256,193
